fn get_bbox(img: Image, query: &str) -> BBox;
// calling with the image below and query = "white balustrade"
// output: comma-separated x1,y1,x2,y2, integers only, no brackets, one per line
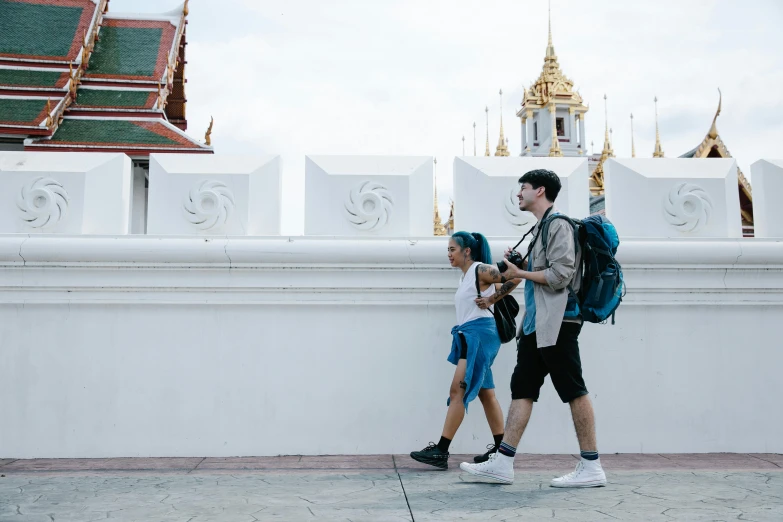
604,158,742,238
0,152,131,234
453,157,589,236
146,154,281,236
305,155,433,236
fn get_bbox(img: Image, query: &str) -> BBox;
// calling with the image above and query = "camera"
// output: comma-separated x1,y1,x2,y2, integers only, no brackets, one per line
497,250,525,273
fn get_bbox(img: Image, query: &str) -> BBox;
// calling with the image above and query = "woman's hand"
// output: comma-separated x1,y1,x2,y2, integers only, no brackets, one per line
475,296,494,310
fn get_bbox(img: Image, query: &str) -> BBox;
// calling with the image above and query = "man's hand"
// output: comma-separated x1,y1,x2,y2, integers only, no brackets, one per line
501,258,525,279
474,296,493,310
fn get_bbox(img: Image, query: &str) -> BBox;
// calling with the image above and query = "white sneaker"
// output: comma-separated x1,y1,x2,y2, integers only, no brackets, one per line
550,458,607,488
460,452,514,484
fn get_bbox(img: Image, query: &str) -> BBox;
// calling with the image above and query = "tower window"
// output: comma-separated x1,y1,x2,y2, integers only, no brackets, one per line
534,122,538,141
556,118,565,137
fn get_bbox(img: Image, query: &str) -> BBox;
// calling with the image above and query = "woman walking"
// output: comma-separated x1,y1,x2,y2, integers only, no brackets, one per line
410,231,519,469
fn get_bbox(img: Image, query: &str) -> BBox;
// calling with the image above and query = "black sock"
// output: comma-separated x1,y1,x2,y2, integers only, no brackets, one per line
437,436,452,453
580,450,599,461
493,433,504,449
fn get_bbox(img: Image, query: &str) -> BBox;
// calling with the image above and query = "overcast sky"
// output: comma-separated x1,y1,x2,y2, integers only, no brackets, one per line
116,0,782,234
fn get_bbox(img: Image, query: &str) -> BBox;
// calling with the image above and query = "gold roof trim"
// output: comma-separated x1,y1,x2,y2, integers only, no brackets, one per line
689,90,752,201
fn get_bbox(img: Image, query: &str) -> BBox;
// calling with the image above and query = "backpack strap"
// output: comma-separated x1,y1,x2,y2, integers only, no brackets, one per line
539,214,583,305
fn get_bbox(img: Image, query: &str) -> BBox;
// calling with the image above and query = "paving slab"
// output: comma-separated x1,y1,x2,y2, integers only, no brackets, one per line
1,455,781,522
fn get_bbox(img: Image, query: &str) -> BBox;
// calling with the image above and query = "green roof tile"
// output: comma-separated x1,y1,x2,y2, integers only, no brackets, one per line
50,119,179,145
75,89,152,108
88,26,163,77
0,1,84,58
0,69,64,87
0,98,45,124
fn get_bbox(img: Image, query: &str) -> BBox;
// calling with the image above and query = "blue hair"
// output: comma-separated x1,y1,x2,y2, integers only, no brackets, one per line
451,231,492,265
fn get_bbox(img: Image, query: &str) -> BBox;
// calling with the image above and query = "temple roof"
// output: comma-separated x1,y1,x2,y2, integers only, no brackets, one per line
0,67,71,92
83,16,178,84
25,117,211,154
72,87,158,110
18,1,208,156
678,90,753,229
0,0,102,64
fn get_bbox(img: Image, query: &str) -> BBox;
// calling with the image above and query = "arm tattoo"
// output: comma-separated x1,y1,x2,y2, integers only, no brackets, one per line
492,280,518,302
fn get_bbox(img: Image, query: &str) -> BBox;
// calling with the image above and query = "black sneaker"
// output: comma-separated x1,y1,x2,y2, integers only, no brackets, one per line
410,442,449,469
473,443,498,463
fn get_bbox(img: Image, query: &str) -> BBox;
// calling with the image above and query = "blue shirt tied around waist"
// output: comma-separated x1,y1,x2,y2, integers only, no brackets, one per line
447,317,501,412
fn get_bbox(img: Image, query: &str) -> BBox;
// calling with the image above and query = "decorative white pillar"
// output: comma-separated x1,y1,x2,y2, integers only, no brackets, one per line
521,118,527,154
525,110,535,149
568,108,575,143
579,115,586,151
750,159,783,238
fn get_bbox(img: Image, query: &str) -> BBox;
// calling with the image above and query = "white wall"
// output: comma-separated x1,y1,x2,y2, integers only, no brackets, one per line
1,236,782,458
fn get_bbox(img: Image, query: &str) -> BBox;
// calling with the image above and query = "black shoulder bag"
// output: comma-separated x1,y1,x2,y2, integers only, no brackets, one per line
475,264,519,344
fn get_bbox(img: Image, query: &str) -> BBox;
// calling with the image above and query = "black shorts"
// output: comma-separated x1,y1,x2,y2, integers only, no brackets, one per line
510,322,588,403
459,333,468,359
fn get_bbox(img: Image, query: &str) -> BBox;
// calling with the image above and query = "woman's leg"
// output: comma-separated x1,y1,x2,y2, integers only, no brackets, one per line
478,388,505,436
441,359,468,439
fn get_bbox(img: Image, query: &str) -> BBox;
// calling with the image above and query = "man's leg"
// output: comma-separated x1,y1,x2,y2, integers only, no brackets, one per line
502,398,534,448
459,331,545,483
546,323,606,488
569,394,597,452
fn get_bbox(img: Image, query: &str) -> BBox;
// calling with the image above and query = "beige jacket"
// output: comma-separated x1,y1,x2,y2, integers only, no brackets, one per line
518,212,582,348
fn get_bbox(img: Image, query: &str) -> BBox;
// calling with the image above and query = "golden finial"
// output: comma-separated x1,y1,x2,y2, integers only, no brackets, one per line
472,122,476,156
708,88,722,140
183,0,189,16
630,113,636,158
205,116,214,146
484,106,490,156
546,0,555,58
653,96,664,158
433,158,447,236
45,98,53,127
495,89,510,156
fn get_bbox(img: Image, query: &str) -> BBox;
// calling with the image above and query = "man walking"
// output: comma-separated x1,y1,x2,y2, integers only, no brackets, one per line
461,169,606,487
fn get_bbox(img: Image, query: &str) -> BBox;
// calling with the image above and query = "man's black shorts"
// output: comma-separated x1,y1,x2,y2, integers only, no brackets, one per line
510,322,588,403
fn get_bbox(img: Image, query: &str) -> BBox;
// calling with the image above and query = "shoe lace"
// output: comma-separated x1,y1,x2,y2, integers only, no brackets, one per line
562,460,584,480
422,442,437,451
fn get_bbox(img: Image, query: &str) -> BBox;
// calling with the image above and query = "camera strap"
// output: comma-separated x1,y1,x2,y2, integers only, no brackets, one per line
517,206,554,267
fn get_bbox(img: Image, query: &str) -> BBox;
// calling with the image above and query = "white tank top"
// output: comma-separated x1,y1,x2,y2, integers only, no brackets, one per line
455,262,496,326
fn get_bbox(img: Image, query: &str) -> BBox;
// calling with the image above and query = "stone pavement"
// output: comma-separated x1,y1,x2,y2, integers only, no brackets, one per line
1,454,781,521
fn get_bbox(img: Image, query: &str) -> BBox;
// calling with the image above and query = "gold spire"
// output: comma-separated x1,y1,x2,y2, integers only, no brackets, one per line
183,0,189,16
708,88,722,140
205,116,214,146
630,113,636,158
484,106,490,156
433,158,447,236
653,96,664,158
495,89,510,156
472,122,476,156
546,0,555,58
590,94,614,194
